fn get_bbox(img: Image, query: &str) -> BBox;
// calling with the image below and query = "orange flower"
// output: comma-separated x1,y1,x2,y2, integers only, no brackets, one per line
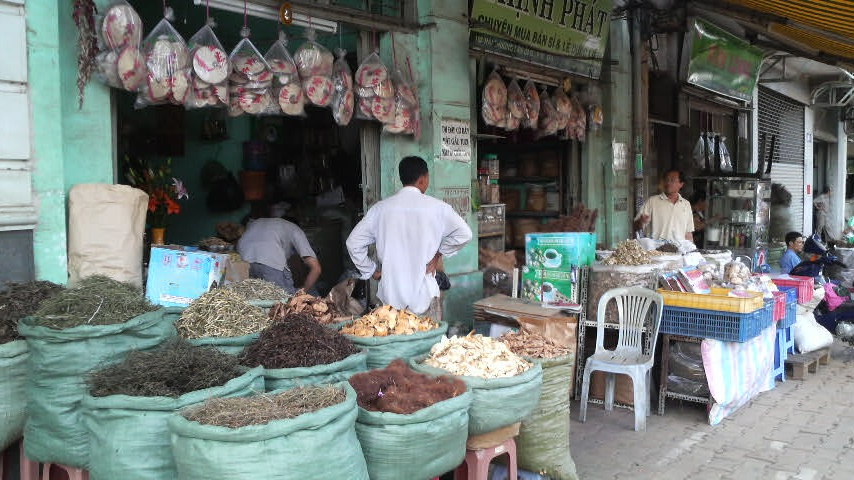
166,197,181,215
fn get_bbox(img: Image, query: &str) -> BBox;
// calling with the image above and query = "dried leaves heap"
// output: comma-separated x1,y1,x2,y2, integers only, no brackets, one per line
34,276,157,329
341,305,438,337
239,313,359,369
0,281,64,343
500,330,569,359
424,333,531,379
72,0,99,109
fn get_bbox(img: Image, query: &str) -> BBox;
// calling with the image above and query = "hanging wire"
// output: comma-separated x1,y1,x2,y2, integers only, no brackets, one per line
240,0,250,38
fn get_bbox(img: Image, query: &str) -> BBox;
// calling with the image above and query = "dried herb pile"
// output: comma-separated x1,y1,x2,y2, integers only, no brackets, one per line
500,330,569,359
425,333,531,379
225,279,288,301
341,305,438,337
602,239,662,266
181,385,346,428
349,359,466,414
177,289,270,339
34,276,157,329
269,290,341,325
0,281,65,343
240,313,359,369
88,340,242,397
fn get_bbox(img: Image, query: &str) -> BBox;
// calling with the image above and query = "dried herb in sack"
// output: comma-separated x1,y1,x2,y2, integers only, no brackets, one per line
240,313,358,369
0,281,64,343
34,275,156,329
177,288,270,339
349,359,466,414
500,330,569,359
225,279,287,302
182,385,345,428
270,289,341,325
88,340,242,397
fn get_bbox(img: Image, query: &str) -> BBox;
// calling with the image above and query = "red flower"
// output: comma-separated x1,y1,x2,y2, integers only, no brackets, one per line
166,197,181,215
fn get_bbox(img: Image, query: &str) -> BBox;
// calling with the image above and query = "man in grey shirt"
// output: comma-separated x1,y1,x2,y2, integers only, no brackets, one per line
237,216,321,293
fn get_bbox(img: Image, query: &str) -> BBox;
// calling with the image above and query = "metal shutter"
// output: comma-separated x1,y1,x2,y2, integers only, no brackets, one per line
759,86,805,232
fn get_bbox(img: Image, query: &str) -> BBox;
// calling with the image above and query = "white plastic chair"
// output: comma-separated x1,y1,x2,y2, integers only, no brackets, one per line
579,286,663,431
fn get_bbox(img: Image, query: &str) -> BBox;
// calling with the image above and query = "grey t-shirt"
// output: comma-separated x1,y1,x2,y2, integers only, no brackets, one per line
237,218,316,271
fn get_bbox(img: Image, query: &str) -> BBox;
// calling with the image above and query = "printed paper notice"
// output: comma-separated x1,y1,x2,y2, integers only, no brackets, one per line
440,119,471,162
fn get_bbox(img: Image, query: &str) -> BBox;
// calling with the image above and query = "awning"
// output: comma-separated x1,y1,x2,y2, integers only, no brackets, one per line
718,0,854,66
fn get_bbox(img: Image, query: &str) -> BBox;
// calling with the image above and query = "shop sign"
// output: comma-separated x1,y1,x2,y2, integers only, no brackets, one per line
686,19,764,103
470,0,612,79
440,118,471,162
441,187,472,219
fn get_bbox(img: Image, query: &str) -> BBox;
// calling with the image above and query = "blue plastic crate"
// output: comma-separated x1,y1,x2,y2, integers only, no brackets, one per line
777,286,798,304
661,301,773,342
779,301,797,328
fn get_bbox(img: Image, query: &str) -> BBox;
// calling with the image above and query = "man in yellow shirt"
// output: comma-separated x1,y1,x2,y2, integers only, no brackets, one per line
633,169,695,243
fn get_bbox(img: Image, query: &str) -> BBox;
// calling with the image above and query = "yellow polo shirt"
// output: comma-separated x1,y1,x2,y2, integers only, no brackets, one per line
635,193,695,242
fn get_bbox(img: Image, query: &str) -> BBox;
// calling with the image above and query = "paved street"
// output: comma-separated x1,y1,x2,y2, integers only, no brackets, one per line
570,339,854,480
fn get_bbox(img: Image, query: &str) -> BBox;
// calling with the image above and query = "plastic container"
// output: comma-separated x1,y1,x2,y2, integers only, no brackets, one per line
540,152,559,177
660,299,773,342
242,141,270,171
501,188,521,212
770,275,814,303
780,300,797,328
512,218,539,248
772,291,787,321
526,186,545,212
240,170,266,200
657,287,764,313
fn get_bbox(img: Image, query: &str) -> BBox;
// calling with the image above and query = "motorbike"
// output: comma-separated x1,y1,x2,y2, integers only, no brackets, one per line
790,234,854,336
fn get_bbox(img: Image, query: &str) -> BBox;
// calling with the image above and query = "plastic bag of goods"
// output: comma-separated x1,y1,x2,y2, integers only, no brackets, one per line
588,104,604,133
227,33,273,116
349,359,473,480
481,70,507,128
568,95,587,141
552,87,572,131
537,88,561,137
167,383,369,480
522,80,540,129
588,264,659,325
382,68,419,135
793,305,833,354
353,50,389,120
410,333,544,436
293,29,334,108
331,49,355,126
185,21,230,109
263,33,304,117
137,18,191,107
95,1,145,91
505,78,525,131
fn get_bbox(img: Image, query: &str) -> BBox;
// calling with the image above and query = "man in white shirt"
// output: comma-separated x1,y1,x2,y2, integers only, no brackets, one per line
346,156,473,320
633,169,695,243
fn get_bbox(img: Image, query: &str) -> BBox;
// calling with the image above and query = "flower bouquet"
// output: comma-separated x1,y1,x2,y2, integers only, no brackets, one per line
125,156,188,229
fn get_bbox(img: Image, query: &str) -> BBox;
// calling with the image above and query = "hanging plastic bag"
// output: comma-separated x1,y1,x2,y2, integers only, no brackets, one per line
522,80,540,129
552,88,571,131
294,29,335,108
588,104,604,133
264,33,303,116
536,88,560,138
331,49,355,126
505,78,524,132
719,135,733,172
185,22,229,109
137,17,191,107
228,28,273,116
354,50,389,121
383,68,418,135
95,1,145,91
570,96,587,142
481,70,507,128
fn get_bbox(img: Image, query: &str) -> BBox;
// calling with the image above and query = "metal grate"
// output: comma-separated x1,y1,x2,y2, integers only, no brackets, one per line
759,86,805,231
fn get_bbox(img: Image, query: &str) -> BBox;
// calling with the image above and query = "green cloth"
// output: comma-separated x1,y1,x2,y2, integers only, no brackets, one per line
83,367,264,480
517,355,579,480
263,350,367,391
0,340,28,451
341,321,449,369
410,356,543,435
167,382,369,480
19,309,176,468
356,389,472,480
186,333,259,355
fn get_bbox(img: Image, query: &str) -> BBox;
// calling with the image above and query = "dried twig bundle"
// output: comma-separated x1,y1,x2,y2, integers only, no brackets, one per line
34,276,156,329
177,289,270,339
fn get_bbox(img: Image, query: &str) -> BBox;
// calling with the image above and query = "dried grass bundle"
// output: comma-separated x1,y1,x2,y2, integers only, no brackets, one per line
34,276,157,329
88,340,242,397
177,289,270,339
0,281,64,342
182,385,345,428
225,279,288,301
240,313,358,369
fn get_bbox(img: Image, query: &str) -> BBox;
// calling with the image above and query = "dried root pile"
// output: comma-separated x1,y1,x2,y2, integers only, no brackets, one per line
269,289,341,325
341,305,438,337
425,333,531,378
177,289,270,339
500,330,569,359
240,313,359,369
88,340,242,397
602,239,661,266
0,281,64,342
225,279,288,302
34,276,157,329
349,359,466,414
182,385,346,428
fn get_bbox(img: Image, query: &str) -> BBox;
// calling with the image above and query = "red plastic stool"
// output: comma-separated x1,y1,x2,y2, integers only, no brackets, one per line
19,448,40,480
454,438,517,480
41,463,88,480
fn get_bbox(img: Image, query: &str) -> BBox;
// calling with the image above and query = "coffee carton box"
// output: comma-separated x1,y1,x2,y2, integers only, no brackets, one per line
521,266,578,305
525,232,596,270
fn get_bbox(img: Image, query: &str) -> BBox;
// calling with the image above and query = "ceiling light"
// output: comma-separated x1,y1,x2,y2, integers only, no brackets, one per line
195,0,338,33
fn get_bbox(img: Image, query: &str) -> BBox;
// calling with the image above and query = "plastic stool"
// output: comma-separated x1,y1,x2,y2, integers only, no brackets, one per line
41,463,88,480
773,327,788,382
20,449,39,480
781,325,795,355
454,438,517,480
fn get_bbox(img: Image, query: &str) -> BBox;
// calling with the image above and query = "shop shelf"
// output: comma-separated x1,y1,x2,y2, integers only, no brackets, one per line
770,275,814,303
660,300,773,342
657,288,764,313
505,210,560,217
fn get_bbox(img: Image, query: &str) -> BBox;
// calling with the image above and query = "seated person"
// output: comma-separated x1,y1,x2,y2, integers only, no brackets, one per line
780,231,804,274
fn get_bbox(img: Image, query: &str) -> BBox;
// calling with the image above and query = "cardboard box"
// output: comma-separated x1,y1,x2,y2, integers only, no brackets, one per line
525,232,596,270
146,246,227,307
520,266,578,305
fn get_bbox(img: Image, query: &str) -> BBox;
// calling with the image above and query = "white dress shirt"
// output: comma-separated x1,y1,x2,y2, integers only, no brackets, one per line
346,186,473,314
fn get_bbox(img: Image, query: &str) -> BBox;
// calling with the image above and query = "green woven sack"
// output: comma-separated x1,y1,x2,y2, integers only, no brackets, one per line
341,321,448,369
410,355,543,435
83,367,264,480
356,389,472,480
517,355,578,480
187,333,259,355
19,309,176,468
0,340,29,451
167,382,369,480
263,351,368,391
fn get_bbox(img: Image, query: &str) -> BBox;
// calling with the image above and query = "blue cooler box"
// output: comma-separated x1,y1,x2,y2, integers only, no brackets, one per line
146,246,228,307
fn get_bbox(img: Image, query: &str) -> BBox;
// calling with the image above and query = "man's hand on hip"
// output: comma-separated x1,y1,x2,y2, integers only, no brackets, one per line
426,252,442,275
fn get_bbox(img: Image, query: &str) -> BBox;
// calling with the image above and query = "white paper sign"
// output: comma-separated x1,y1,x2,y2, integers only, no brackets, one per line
440,118,471,162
